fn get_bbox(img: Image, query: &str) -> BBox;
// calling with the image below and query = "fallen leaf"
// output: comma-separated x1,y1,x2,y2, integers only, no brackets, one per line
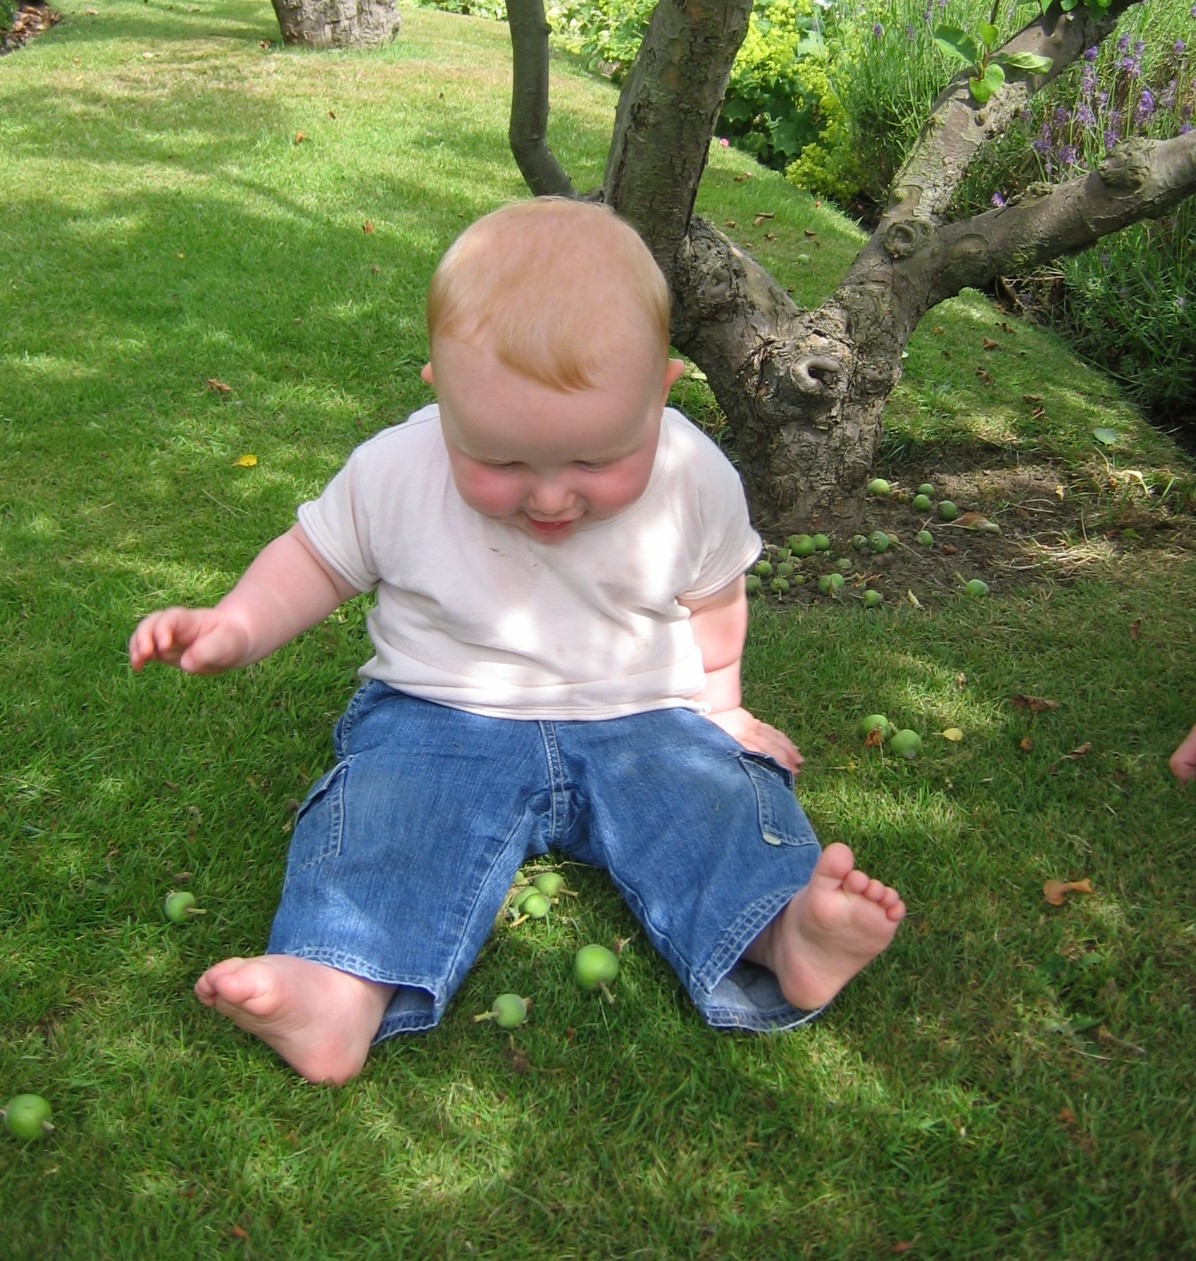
733,173,752,183
804,228,817,237
982,337,1000,350
205,378,233,394
752,212,775,226
1019,736,1033,752
294,131,306,144
906,589,923,609
723,220,738,228
1128,619,1141,640
1011,694,1059,713
892,1245,914,1256
955,674,967,689
328,110,337,119
1043,877,1094,905
362,220,374,234
940,728,964,742
1055,484,1066,500
941,543,957,556
976,368,994,385
1064,742,1092,760
1023,393,1043,404
1059,1107,1076,1125
933,325,945,335
230,1225,249,1241
864,727,886,749
1093,427,1118,445
953,511,1001,533
232,454,258,468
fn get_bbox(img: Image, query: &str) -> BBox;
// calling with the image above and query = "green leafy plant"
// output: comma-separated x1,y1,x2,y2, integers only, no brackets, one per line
934,4,1053,104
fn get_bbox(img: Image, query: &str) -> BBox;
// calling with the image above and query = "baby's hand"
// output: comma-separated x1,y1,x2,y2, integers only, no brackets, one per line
129,607,251,675
706,707,804,774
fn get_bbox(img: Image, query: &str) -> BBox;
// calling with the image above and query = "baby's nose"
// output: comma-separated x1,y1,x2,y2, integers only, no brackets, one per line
526,478,575,515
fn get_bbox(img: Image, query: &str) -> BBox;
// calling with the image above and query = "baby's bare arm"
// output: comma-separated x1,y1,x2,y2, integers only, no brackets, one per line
129,525,360,675
681,577,803,773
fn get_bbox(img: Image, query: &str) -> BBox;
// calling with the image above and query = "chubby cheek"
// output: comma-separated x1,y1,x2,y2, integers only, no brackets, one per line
452,465,523,519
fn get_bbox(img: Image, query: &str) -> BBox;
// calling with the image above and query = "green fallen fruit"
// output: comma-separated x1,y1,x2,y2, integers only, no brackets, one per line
965,578,990,596
797,252,810,265
753,559,773,577
520,891,550,919
889,728,923,759
912,493,932,512
812,533,831,552
532,871,566,898
851,533,870,551
775,561,795,579
938,500,959,521
867,478,891,497
473,993,530,1029
862,589,883,608
575,944,620,1003
770,577,790,594
836,557,853,572
918,483,935,497
164,891,205,923
745,574,762,595
817,572,844,595
868,530,890,553
3,1094,53,1141
787,534,816,557
858,713,891,740
916,530,934,547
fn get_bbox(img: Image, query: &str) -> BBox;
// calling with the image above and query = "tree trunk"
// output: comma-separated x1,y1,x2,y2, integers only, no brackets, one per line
270,0,400,49
511,0,1196,533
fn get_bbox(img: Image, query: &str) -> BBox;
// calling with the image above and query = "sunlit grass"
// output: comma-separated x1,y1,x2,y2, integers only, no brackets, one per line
1,3,1194,1259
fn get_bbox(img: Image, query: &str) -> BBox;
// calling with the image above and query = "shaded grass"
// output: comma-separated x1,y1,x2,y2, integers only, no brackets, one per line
2,4,1194,1259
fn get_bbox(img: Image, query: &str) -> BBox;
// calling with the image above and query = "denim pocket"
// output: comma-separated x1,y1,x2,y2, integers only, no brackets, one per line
737,752,804,847
290,758,351,871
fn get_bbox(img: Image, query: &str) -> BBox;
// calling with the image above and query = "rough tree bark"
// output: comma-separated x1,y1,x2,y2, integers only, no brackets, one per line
506,0,1196,533
270,0,400,49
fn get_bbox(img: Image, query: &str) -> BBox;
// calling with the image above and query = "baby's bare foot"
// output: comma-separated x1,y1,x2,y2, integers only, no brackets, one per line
195,955,394,1085
747,842,905,1011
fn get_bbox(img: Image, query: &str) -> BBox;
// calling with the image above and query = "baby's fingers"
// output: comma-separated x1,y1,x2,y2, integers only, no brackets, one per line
129,608,200,671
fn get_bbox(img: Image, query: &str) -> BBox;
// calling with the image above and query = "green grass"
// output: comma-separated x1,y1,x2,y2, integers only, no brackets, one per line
2,4,1195,1258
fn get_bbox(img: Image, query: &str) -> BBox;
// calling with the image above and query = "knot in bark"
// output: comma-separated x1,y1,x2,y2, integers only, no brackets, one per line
1098,139,1156,191
790,355,844,395
883,217,934,260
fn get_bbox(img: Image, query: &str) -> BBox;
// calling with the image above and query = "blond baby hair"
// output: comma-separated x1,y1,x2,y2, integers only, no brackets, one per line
426,198,671,392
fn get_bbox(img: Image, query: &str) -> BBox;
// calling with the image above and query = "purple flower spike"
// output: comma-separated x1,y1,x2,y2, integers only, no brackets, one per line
991,191,1007,208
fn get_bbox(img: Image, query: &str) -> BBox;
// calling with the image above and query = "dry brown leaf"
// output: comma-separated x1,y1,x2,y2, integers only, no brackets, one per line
752,212,776,226
1012,694,1059,713
976,368,994,385
1128,618,1142,640
205,378,233,394
982,337,1000,350
1019,736,1033,752
293,131,306,144
1064,742,1092,760
1023,393,1044,404
1043,877,1094,905
362,220,374,234
864,727,886,749
933,325,945,335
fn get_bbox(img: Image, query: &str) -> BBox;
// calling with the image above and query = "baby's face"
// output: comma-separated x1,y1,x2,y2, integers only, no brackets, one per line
426,339,684,543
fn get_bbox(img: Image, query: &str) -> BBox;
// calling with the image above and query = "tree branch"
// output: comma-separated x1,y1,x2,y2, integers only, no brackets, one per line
603,0,753,281
507,0,576,198
926,131,1196,303
886,0,1143,223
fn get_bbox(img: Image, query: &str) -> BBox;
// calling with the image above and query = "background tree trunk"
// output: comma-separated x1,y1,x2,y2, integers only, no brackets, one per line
270,0,400,49
509,0,1196,533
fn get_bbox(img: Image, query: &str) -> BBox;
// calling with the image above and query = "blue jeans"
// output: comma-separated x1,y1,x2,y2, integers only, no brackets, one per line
268,681,824,1039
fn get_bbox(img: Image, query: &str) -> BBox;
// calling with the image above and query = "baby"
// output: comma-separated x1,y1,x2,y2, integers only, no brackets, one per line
129,198,904,1084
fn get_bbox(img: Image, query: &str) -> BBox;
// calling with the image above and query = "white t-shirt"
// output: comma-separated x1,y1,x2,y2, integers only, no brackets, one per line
297,405,761,720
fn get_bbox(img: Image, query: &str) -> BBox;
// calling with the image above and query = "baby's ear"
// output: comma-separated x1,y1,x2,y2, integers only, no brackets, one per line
420,362,435,386
661,357,686,399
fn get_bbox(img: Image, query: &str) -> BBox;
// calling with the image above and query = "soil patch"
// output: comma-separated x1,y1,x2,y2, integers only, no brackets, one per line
752,454,1196,610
